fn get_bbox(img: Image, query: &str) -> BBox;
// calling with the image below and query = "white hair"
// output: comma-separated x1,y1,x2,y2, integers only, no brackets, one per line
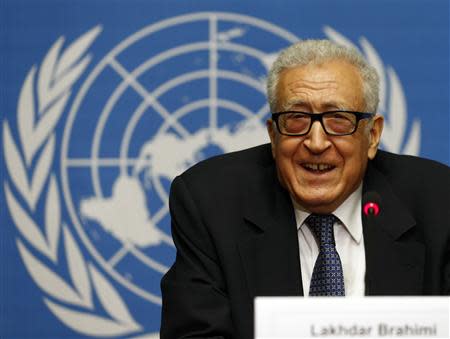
267,40,380,113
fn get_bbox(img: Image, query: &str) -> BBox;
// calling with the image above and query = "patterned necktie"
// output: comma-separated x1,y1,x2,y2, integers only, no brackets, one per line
306,214,345,296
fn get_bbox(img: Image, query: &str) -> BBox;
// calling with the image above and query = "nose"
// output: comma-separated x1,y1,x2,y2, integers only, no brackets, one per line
303,121,332,154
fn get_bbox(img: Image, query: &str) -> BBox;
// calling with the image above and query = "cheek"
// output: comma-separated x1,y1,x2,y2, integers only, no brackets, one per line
336,138,369,177
274,136,299,157
273,138,303,181
275,138,302,167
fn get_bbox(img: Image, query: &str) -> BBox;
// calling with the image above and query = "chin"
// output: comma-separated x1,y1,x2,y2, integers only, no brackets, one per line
306,204,336,214
306,202,335,214
294,190,340,213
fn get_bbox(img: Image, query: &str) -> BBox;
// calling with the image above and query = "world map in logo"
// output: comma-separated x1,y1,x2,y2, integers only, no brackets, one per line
2,7,423,337
60,12,298,305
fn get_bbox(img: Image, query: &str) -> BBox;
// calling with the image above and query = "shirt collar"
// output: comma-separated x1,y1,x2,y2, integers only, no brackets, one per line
292,183,363,244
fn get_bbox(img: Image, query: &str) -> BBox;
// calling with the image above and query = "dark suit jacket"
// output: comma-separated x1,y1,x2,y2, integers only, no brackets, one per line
161,144,450,339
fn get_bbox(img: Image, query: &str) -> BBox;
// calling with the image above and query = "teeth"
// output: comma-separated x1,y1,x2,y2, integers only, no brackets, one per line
304,163,333,171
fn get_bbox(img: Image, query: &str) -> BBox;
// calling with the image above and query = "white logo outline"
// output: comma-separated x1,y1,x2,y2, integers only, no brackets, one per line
60,12,299,305
3,11,420,338
3,26,143,337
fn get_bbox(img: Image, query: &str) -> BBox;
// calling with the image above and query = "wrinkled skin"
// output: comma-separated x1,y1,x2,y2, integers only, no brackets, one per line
267,60,384,213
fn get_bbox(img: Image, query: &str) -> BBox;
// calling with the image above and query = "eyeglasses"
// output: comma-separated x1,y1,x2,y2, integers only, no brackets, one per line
271,110,375,136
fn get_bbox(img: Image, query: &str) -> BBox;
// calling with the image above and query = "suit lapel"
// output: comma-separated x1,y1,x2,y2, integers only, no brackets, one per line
238,163,303,298
363,162,425,295
237,152,425,297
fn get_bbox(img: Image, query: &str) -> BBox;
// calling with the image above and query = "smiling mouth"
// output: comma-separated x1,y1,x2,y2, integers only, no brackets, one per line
301,163,336,173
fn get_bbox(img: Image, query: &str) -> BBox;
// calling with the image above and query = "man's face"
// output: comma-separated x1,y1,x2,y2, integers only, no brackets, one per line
267,60,383,214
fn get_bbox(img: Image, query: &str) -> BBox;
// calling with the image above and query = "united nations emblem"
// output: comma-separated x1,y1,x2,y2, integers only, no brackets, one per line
3,12,420,337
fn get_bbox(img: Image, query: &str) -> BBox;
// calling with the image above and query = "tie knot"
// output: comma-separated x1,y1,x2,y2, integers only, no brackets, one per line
305,214,337,247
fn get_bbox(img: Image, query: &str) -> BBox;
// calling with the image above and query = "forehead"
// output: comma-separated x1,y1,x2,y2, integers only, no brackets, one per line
277,60,365,110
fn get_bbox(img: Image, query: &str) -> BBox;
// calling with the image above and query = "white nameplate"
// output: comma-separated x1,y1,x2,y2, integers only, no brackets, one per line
255,297,449,338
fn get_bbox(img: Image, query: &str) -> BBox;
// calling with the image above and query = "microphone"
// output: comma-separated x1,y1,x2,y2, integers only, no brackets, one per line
363,191,381,217
362,191,381,295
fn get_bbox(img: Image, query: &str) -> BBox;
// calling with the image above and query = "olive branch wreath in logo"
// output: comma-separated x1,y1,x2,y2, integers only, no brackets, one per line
3,21,419,338
325,27,421,155
3,27,144,337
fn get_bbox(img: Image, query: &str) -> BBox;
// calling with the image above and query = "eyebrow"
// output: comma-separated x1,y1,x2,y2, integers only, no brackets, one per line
282,99,348,111
283,99,305,109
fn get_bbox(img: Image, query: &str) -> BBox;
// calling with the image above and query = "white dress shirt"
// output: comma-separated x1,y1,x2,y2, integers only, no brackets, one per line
293,184,366,296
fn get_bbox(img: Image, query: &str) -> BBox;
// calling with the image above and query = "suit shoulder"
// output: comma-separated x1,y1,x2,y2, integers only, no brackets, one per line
373,150,449,176
169,143,273,214
372,150,450,192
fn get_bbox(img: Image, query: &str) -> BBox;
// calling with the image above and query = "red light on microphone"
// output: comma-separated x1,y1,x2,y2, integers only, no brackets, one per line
363,202,380,216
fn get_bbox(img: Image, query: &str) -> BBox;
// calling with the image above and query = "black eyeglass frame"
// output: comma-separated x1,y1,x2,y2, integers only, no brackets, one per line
271,110,375,136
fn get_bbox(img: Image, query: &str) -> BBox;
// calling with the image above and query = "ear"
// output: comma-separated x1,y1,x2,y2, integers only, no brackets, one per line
266,119,277,159
367,114,384,160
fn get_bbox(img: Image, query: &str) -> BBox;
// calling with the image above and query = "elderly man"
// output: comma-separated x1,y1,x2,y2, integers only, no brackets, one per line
160,40,450,338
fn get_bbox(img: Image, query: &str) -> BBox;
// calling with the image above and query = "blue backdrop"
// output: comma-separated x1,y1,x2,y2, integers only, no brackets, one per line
1,0,449,338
